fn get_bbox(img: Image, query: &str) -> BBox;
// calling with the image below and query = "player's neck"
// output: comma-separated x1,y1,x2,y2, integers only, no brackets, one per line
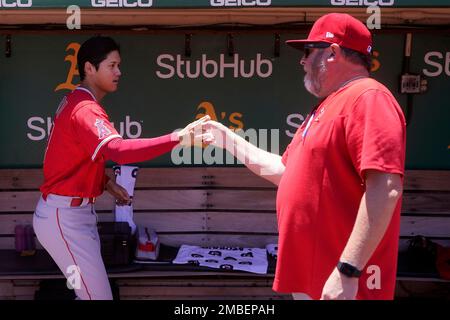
79,80,106,102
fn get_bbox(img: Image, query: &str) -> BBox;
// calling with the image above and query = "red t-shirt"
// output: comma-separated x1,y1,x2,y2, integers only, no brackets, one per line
40,88,121,198
274,78,406,299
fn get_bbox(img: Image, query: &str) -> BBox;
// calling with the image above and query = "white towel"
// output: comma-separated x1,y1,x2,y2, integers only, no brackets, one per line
114,165,138,234
173,245,268,274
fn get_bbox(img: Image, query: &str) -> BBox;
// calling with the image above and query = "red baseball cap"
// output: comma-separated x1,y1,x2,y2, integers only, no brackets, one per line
286,13,373,55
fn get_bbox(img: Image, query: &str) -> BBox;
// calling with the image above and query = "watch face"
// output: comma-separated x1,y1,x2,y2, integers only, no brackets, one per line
338,262,361,277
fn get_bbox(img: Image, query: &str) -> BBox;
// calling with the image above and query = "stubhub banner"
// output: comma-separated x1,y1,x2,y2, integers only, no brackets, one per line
0,0,449,9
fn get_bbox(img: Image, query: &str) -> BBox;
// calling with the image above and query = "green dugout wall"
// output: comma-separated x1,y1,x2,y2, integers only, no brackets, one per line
0,4,449,169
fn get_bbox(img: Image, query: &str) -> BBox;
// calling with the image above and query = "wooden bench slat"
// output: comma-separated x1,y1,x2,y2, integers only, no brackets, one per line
403,170,450,191
117,168,207,188
0,192,41,212
0,213,199,234
399,239,450,251
0,168,274,190
400,216,450,238
401,193,450,214
0,169,43,190
0,190,207,212
206,212,277,233
207,190,276,211
5,183,449,214
204,167,275,188
99,190,207,210
3,168,449,191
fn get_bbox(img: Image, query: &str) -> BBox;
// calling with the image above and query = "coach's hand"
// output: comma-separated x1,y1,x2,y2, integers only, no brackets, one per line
201,120,232,148
320,267,359,300
177,115,211,147
106,179,132,206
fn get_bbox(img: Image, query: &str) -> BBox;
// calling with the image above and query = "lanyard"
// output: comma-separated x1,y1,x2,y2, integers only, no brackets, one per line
301,102,321,140
301,111,316,139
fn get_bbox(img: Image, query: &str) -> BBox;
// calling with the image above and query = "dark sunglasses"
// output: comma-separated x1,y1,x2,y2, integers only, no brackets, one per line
303,42,331,59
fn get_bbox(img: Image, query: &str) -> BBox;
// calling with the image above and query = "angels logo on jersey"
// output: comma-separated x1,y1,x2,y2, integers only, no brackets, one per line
94,119,112,139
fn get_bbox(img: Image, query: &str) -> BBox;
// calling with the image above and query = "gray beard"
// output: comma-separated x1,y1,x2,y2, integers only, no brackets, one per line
303,55,327,98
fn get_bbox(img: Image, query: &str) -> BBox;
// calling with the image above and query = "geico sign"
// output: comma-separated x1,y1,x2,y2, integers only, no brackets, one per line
91,0,153,7
331,0,394,6
210,0,271,6
156,54,273,79
0,0,32,7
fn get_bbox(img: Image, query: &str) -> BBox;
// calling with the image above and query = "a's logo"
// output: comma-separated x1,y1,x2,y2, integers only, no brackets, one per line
196,101,244,131
91,0,153,7
95,119,112,139
55,42,80,92
0,0,32,8
325,32,334,38
367,45,372,53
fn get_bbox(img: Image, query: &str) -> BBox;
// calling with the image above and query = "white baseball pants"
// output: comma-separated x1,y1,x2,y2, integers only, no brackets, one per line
33,195,113,300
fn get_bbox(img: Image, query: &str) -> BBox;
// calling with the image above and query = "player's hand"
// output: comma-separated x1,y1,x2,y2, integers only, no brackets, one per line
106,179,132,206
320,267,359,300
177,115,212,147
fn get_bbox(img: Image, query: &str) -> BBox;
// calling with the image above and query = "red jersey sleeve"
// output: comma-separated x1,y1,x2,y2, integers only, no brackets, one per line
345,89,406,180
71,103,122,162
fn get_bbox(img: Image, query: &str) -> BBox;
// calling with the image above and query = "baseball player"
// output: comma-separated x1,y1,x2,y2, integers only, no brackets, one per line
33,36,209,300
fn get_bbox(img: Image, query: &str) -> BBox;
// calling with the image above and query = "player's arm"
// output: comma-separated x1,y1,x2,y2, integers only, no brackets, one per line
100,133,178,164
99,116,210,164
321,170,403,300
203,120,285,185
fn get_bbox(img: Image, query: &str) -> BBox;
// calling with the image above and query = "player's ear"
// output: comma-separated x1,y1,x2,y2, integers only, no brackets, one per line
84,61,97,77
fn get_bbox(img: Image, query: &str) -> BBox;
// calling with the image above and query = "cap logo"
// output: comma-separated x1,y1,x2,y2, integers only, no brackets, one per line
325,32,334,38
367,45,372,53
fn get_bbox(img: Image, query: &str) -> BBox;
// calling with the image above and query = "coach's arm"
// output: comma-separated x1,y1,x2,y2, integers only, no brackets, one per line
203,120,285,185
321,169,403,300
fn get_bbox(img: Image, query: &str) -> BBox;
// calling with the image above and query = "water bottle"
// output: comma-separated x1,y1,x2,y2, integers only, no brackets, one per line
14,225,25,252
24,225,36,251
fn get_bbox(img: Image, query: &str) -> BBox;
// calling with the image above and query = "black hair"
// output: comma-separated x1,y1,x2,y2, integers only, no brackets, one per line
77,36,121,81
341,47,372,72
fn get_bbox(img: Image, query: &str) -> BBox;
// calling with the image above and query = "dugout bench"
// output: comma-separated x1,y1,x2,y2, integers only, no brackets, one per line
0,168,449,300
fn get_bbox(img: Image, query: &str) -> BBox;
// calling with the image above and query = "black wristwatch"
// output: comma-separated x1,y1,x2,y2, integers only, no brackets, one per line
337,262,362,278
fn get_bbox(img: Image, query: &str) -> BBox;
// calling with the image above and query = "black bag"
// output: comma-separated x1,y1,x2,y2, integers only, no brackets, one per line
98,222,135,266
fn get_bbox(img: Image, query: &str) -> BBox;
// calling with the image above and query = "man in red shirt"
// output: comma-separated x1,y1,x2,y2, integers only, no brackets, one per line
203,13,406,300
34,36,209,300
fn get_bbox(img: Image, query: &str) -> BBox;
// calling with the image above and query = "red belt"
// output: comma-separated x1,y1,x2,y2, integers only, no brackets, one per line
69,197,96,207
42,194,95,207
